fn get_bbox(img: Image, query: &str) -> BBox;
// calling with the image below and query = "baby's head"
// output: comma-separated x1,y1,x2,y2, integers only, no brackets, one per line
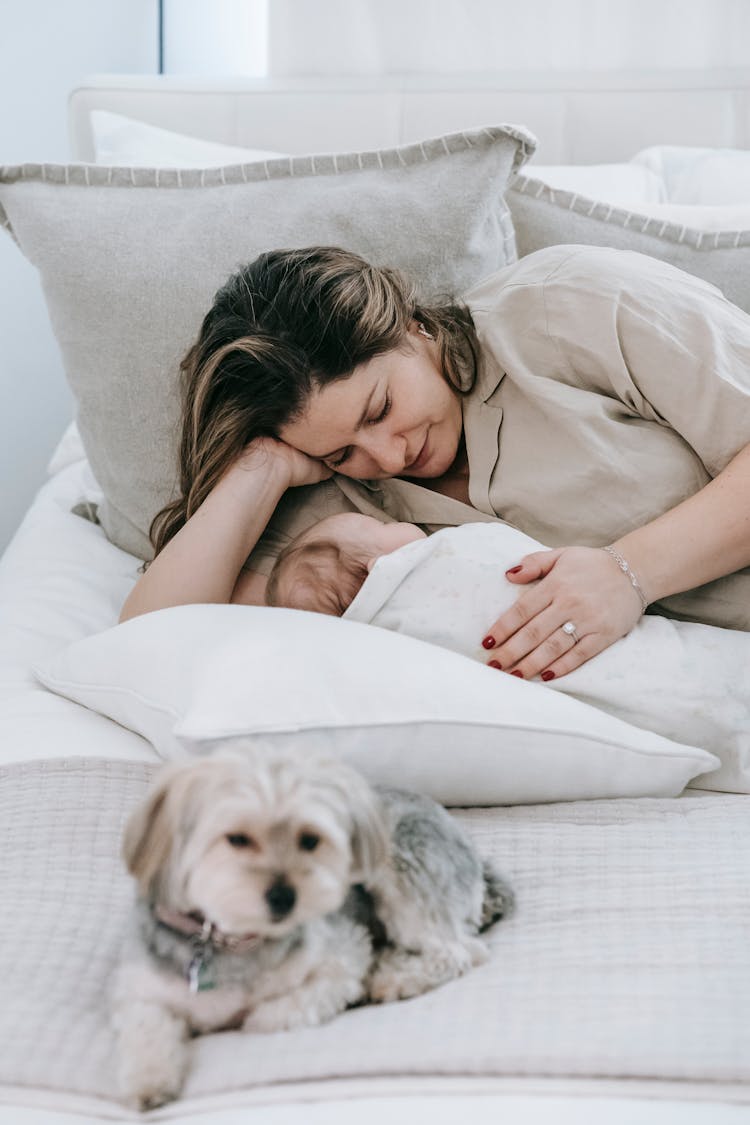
265,513,426,615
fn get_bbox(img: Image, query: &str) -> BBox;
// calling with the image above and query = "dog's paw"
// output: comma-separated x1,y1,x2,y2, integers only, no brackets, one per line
368,939,487,1003
368,962,429,1003
118,1056,186,1112
243,996,311,1033
113,1001,189,1111
136,1086,180,1113
368,949,438,1003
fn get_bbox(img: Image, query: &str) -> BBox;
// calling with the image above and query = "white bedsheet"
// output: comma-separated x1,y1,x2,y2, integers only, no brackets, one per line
1,427,748,1125
0,442,153,767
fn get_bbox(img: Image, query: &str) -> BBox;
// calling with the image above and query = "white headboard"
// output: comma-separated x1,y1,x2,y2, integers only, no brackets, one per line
69,71,750,165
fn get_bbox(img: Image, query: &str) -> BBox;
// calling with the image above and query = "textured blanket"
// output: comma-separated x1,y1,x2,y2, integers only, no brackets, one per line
1,757,748,1115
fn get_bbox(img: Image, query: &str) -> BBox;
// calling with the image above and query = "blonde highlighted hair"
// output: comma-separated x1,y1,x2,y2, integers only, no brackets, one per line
148,246,479,561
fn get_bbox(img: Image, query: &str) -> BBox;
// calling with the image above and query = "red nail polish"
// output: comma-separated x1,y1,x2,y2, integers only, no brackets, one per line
541,670,555,682
482,635,496,649
506,565,523,575
488,660,502,670
510,670,524,678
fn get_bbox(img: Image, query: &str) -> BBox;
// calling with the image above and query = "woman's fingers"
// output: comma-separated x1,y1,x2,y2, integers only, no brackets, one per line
485,603,590,679
499,625,603,681
482,586,555,653
504,548,563,583
534,635,607,682
482,545,643,680
239,437,333,488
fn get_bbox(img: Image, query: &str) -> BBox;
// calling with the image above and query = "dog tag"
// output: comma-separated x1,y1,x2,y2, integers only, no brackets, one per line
188,947,216,993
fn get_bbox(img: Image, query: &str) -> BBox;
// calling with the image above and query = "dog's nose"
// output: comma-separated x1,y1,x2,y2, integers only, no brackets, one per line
265,878,296,918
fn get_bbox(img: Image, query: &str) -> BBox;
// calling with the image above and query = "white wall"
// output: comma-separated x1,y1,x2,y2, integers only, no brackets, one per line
0,0,156,553
268,0,750,74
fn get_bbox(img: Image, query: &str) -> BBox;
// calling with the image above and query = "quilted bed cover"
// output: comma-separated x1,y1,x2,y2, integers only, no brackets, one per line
0,428,749,1125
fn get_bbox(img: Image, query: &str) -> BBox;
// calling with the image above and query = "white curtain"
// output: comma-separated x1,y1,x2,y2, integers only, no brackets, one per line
267,0,750,75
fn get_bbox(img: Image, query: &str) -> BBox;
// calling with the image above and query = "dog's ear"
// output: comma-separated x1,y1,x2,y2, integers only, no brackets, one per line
344,770,390,883
122,761,188,895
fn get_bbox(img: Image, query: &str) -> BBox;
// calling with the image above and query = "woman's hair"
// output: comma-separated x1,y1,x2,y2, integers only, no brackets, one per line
149,246,479,559
265,537,369,617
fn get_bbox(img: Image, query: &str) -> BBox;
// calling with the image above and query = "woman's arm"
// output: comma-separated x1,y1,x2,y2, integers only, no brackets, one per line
616,440,750,601
119,439,330,623
229,566,269,607
483,439,750,681
476,248,750,680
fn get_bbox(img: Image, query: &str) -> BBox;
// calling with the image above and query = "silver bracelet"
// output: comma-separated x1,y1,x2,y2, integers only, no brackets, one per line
601,545,649,614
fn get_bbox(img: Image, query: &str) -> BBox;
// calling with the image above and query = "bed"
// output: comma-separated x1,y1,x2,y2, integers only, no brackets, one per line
1,72,749,1125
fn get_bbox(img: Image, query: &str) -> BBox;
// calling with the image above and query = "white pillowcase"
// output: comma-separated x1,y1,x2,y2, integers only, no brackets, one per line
90,110,284,167
631,144,750,206
343,523,747,795
526,161,667,205
34,603,717,806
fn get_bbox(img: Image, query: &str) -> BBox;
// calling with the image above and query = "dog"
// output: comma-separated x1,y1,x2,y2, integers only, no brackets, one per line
112,747,513,1110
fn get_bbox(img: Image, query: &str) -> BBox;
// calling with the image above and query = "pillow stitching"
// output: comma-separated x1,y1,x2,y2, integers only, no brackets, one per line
511,174,750,247
0,125,537,194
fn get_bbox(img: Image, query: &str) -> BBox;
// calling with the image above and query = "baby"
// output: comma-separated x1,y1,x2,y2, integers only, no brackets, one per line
265,513,749,794
265,513,427,616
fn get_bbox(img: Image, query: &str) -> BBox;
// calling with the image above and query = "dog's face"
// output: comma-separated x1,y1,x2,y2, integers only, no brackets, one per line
122,748,389,937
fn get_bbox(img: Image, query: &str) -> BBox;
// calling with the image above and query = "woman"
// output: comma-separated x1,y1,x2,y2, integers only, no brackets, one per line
120,243,750,682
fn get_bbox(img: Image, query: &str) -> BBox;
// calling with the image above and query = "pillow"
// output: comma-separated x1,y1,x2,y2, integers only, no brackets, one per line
0,123,534,560
507,174,750,314
90,109,285,167
631,144,750,206
622,201,750,233
33,603,717,807
526,161,667,204
342,522,745,795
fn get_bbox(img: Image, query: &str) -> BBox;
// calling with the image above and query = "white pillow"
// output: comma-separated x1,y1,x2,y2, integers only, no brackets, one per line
343,523,746,795
631,145,750,206
90,110,284,167
34,604,717,806
526,161,667,205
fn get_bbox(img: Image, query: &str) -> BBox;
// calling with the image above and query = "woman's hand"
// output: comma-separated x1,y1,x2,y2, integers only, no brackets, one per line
235,436,333,489
480,546,645,681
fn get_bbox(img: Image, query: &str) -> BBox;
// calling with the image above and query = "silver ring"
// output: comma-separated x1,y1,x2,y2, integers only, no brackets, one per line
561,621,580,644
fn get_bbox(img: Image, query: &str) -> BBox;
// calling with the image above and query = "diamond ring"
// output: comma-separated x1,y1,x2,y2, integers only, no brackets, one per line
561,621,580,644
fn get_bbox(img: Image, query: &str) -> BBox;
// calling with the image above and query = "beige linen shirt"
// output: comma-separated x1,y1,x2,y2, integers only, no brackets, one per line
248,244,750,629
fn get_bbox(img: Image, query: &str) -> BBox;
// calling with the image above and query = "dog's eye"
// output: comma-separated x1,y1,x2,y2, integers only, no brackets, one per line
226,833,255,849
298,832,320,852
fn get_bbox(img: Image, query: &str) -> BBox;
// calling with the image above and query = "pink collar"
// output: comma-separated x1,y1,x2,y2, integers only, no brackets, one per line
154,905,263,953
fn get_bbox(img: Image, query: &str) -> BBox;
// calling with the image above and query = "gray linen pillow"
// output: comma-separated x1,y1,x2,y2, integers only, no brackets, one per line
0,125,535,559
507,173,750,313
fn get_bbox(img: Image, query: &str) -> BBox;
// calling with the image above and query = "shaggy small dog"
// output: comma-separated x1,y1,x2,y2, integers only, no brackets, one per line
112,747,513,1110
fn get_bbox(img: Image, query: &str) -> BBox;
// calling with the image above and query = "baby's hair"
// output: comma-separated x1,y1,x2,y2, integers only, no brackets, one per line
265,538,369,616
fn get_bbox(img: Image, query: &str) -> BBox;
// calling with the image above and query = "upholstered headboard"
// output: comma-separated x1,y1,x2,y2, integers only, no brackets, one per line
68,70,750,165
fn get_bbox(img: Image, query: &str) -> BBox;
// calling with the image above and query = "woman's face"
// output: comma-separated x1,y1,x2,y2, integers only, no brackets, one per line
278,321,463,480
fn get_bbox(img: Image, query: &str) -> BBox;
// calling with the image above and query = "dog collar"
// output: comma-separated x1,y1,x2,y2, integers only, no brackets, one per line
154,905,262,952
153,905,263,991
